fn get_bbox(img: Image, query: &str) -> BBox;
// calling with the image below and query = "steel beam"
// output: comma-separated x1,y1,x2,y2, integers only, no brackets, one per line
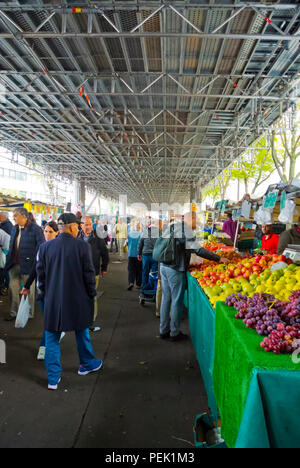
0,140,267,150
0,71,293,80
0,3,297,11
0,32,298,41
1,91,298,101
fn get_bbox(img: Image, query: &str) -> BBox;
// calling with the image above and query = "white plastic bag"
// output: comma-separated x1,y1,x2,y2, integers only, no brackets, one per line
15,296,30,329
278,199,296,224
270,261,288,271
254,207,272,225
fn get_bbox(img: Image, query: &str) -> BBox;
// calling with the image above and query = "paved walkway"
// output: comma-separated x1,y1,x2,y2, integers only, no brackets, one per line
0,255,208,448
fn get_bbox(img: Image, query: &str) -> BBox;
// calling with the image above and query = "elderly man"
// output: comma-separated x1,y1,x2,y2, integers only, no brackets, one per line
4,207,44,321
37,213,102,390
78,216,109,330
0,211,13,235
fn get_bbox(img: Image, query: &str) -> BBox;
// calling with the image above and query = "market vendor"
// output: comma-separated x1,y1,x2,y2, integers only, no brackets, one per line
277,217,300,255
222,212,238,242
261,223,279,254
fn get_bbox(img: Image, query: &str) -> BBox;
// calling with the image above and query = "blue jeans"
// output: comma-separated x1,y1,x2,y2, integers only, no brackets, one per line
38,299,46,347
160,264,187,337
45,329,95,385
142,255,158,289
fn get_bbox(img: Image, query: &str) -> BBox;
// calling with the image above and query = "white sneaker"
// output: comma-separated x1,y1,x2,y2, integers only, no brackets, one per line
48,378,61,391
37,346,46,361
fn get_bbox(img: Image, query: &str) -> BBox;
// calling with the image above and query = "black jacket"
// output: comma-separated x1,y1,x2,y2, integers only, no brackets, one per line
78,230,109,275
37,234,96,332
0,219,13,235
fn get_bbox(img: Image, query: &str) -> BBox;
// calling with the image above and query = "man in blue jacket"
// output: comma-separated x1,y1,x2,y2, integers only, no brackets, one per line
36,213,102,390
4,207,44,321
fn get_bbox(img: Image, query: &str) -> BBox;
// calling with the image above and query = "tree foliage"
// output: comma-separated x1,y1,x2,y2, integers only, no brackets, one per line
270,103,300,184
230,137,275,195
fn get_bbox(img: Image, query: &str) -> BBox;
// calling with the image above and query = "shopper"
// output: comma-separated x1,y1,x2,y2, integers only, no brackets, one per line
21,221,60,361
127,222,142,290
4,208,44,321
36,213,102,390
114,218,128,261
93,218,99,230
222,212,238,243
109,218,118,253
78,216,109,331
138,221,159,290
0,211,13,235
97,219,109,245
0,227,10,294
261,223,279,254
155,264,162,318
277,217,300,255
158,213,229,342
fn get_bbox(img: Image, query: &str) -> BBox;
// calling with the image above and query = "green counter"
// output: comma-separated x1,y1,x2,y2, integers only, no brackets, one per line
186,275,218,418
187,273,300,448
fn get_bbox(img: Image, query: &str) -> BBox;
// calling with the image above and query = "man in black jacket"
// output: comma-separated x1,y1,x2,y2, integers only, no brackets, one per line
159,213,229,341
79,217,109,330
37,213,102,390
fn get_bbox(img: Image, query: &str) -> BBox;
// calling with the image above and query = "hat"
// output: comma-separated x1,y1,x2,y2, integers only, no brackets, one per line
57,213,81,226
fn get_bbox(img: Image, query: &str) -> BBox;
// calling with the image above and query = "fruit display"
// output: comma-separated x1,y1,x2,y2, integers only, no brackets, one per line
190,249,300,354
225,291,300,354
190,254,296,307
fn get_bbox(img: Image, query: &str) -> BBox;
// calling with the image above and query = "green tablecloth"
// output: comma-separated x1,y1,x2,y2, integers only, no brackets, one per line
187,273,300,448
213,303,300,448
187,275,218,417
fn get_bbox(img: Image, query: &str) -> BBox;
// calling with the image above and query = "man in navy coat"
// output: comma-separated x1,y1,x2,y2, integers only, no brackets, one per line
37,213,103,390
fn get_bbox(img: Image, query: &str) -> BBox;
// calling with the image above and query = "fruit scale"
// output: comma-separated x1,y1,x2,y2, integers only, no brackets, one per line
282,244,300,265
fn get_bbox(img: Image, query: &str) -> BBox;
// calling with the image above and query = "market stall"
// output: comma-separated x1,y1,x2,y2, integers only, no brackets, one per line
187,233,300,448
187,272,300,448
0,191,64,220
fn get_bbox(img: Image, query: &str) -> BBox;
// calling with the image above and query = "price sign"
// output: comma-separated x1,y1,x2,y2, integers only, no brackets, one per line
280,190,286,210
264,189,279,210
221,201,227,215
241,200,251,219
232,208,241,221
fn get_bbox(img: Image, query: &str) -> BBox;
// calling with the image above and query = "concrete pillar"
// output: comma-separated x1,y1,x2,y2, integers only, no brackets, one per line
80,180,86,214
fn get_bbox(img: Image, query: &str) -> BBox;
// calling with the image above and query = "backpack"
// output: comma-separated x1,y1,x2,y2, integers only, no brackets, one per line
152,224,180,265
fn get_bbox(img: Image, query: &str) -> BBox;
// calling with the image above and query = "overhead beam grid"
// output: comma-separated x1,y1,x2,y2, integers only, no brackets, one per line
0,1,299,205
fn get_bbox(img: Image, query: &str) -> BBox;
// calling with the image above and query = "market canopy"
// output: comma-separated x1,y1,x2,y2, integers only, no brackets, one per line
0,1,299,205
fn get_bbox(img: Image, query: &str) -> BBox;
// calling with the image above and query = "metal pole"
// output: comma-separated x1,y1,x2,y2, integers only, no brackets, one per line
234,219,240,249
0,32,297,41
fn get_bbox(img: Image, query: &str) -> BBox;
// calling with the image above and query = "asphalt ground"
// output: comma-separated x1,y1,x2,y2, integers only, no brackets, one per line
0,254,208,448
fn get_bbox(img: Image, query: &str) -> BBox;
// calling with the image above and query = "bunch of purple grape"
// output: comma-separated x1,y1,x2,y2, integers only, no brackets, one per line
280,290,300,330
225,293,247,308
225,291,300,353
260,323,300,354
